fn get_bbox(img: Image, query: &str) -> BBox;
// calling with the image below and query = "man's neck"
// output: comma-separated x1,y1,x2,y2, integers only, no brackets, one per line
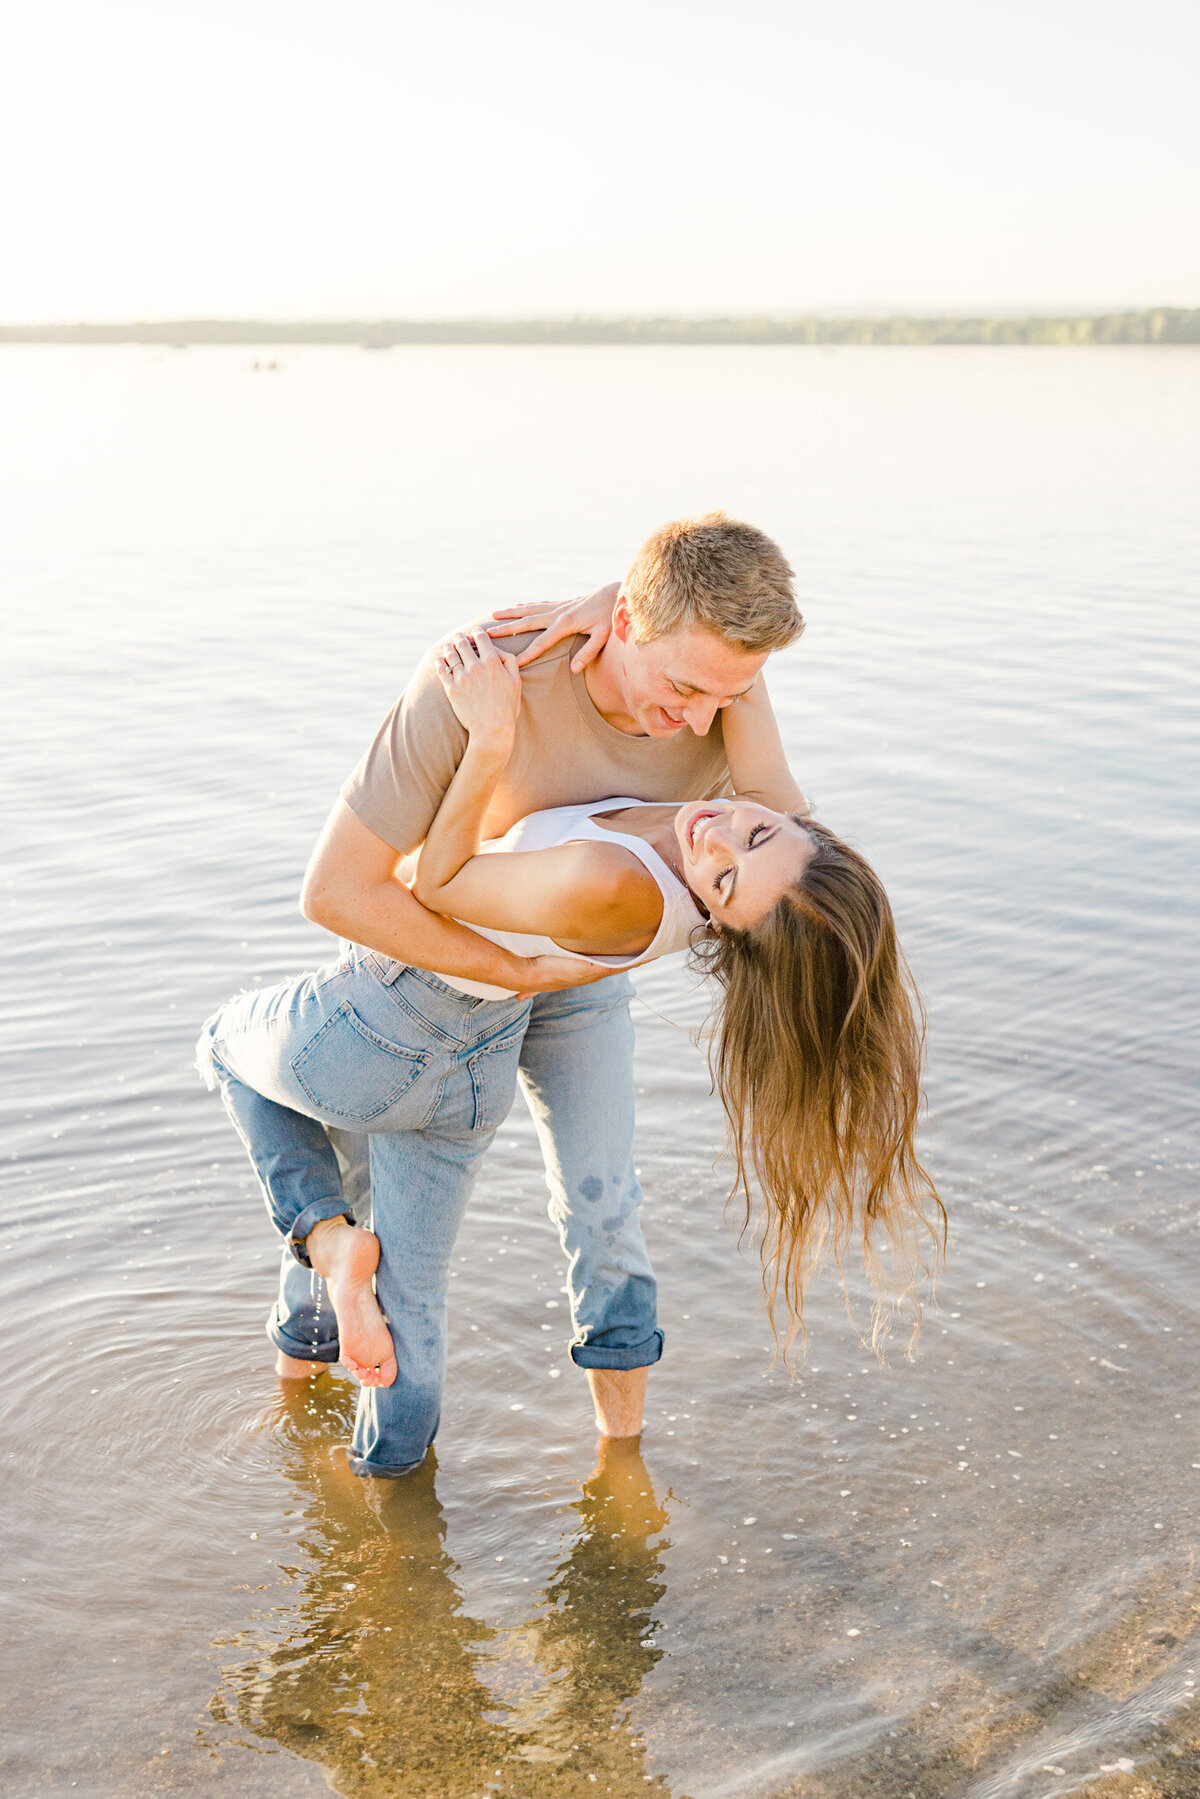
583,639,643,736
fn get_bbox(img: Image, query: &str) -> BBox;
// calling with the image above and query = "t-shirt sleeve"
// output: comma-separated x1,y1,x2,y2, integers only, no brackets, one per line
340,649,469,853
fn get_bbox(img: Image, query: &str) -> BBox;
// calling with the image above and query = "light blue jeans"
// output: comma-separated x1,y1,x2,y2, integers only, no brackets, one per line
197,947,662,1476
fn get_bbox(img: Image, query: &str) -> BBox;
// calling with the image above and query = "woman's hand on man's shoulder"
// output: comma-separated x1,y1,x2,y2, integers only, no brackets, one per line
484,581,619,671
433,628,522,748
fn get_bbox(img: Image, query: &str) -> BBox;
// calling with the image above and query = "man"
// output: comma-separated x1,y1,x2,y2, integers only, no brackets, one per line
264,512,803,1469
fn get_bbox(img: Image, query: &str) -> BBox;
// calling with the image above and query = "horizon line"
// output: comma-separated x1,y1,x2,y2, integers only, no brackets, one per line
1,307,1197,347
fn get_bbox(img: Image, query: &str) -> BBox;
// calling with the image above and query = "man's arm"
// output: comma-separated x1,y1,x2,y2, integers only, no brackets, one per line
720,679,809,815
302,800,520,983
301,800,607,993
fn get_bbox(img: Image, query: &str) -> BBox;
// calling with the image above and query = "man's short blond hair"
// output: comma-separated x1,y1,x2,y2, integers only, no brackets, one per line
623,511,803,653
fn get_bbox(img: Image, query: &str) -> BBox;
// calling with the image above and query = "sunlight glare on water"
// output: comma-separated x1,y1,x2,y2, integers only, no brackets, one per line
1,344,1198,1798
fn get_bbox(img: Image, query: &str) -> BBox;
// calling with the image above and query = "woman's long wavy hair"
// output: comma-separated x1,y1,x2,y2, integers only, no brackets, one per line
691,817,945,1359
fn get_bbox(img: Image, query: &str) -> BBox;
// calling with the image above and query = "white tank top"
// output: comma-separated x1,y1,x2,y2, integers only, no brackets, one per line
439,798,707,999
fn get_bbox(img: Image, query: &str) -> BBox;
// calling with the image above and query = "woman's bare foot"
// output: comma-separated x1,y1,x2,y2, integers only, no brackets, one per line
305,1218,398,1389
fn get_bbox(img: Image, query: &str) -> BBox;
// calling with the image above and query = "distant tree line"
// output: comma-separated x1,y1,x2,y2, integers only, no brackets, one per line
1,309,1197,346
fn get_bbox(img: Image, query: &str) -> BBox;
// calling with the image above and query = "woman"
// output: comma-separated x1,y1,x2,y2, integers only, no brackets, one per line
199,631,941,1475
418,631,943,1356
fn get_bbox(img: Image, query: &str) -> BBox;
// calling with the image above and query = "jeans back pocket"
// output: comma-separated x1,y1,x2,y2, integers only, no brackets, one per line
466,1025,526,1134
292,1002,431,1124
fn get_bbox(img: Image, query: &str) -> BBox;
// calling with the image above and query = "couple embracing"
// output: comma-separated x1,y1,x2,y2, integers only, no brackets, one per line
198,512,941,1479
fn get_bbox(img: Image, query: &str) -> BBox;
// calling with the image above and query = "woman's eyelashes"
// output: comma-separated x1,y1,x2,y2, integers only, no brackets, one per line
714,823,772,896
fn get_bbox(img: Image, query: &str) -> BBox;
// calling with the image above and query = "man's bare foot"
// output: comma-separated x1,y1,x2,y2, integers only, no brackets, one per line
306,1218,398,1389
276,1350,327,1380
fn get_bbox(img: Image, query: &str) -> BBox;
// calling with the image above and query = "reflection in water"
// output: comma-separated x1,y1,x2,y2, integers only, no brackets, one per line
211,1379,677,1798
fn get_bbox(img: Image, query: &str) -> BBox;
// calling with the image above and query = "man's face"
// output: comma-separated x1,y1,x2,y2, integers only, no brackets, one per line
613,597,768,738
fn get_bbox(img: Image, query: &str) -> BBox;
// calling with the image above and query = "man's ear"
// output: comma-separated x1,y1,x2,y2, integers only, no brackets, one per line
612,592,635,645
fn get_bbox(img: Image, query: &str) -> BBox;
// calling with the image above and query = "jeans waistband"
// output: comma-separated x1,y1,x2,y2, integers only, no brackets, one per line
354,947,527,1023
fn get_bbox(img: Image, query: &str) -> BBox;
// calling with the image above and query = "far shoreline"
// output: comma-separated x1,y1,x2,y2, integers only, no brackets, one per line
1,307,1198,348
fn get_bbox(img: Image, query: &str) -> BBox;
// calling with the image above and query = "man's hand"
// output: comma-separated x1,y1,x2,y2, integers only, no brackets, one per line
434,629,522,751
302,800,564,994
486,581,620,671
512,954,615,998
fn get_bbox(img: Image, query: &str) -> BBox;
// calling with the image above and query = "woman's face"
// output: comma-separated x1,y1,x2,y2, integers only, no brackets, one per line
673,798,816,931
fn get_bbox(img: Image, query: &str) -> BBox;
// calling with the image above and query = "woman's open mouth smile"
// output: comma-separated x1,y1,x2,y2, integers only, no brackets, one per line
685,807,721,850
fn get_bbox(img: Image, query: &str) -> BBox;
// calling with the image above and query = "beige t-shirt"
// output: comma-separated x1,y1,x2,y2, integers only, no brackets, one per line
342,632,731,856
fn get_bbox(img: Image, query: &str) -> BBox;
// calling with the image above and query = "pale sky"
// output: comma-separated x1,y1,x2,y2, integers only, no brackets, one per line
2,0,1197,320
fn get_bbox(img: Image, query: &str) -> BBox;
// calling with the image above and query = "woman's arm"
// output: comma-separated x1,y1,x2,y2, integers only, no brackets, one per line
418,838,661,957
721,679,809,816
411,630,522,902
412,632,662,955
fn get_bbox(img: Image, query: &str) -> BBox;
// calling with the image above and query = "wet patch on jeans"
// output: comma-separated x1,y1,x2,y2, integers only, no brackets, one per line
570,1274,662,1366
577,1174,605,1203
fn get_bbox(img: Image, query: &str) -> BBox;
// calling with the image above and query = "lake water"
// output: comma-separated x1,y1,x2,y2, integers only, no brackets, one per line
2,345,1198,1799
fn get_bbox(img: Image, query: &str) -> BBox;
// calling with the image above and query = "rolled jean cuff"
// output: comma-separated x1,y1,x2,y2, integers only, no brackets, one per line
287,1197,353,1266
265,1314,341,1364
347,1451,429,1481
569,1327,664,1372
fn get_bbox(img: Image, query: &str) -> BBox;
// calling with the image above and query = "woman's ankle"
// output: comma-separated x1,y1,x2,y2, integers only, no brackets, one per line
304,1215,354,1276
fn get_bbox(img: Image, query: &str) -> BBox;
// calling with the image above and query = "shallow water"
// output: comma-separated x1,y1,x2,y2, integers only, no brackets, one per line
2,344,1198,1799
